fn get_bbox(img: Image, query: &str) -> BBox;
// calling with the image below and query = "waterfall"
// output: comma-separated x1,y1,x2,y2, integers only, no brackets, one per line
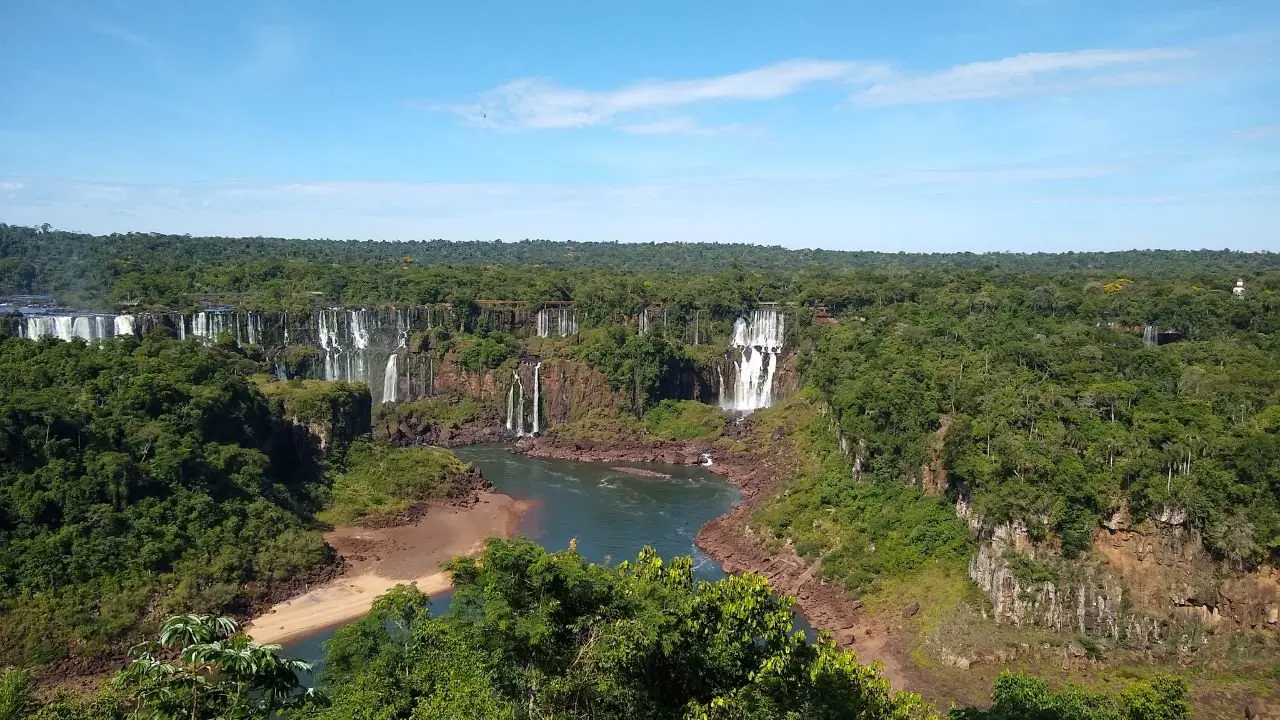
382,353,399,403
532,361,542,435
1143,324,1157,348
347,310,371,384
114,315,135,337
245,312,261,346
638,308,649,334
23,314,115,342
318,310,341,381
506,382,516,432
514,373,526,436
720,308,785,413
536,307,578,338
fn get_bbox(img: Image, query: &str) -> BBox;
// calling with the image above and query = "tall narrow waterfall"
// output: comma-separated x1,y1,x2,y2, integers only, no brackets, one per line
536,307,578,338
514,373,526,436
506,382,516,432
638,309,649,334
532,362,542,435
1143,324,1157,348
318,310,342,381
720,308,785,413
382,354,399,403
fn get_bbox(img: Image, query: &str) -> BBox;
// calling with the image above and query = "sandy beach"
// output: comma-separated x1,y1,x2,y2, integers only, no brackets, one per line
247,491,528,644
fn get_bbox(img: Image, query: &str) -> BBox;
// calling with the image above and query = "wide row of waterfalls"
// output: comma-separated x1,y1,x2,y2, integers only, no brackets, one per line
7,304,793,415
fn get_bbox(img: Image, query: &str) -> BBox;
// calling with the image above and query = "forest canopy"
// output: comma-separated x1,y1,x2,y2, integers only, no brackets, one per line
0,334,337,666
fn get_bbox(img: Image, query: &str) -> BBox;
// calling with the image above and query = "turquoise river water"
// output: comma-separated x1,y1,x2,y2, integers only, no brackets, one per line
284,444,775,675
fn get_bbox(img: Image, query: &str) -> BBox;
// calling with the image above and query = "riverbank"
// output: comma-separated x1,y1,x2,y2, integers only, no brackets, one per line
247,490,528,644
514,428,919,691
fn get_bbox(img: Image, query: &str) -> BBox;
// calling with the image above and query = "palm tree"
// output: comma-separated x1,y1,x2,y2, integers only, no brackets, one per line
117,614,322,719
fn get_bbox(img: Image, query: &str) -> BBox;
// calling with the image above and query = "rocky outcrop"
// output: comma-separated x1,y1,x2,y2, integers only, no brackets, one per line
960,498,1280,647
258,378,372,455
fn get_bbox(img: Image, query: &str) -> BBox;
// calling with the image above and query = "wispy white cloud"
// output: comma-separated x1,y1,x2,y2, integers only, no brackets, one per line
425,49,1194,132
1233,124,1280,140
851,49,1194,107
426,59,882,130
0,181,24,191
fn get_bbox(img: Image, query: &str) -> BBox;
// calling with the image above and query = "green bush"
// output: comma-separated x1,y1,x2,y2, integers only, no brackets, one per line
643,399,726,441
455,332,517,373
319,440,474,526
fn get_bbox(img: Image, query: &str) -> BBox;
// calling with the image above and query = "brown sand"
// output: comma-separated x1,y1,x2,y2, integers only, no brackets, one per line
246,491,528,644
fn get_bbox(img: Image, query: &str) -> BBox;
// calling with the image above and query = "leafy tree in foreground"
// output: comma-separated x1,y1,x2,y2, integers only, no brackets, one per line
114,614,321,719
1,615,320,720
304,538,939,720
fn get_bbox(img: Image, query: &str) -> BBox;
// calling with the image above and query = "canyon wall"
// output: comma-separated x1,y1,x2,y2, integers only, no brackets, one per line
959,498,1280,648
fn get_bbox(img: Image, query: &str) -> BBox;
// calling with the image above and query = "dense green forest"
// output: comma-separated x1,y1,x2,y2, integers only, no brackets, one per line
0,335,338,666
3,224,1278,316
4,223,1279,569
3,540,1192,720
798,279,1280,569
1,223,1276,715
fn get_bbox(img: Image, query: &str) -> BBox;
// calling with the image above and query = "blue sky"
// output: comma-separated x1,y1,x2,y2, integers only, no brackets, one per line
1,0,1278,251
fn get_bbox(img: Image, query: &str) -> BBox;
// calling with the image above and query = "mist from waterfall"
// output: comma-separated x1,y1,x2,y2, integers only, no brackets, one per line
719,308,785,413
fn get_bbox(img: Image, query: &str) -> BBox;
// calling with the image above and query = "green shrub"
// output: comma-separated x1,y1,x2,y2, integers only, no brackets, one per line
643,399,726,440
319,441,474,526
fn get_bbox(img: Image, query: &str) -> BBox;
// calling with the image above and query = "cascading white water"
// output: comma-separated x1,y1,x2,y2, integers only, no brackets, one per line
382,353,399,403
346,310,370,384
638,309,649,334
318,310,342,381
532,361,542,435
245,312,261,346
1143,324,1157,347
536,307,578,338
506,382,516,432
114,315,135,337
514,373,526,436
24,314,116,342
720,308,785,413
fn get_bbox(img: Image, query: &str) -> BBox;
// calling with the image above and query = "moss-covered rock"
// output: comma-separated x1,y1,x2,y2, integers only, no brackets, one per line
256,376,371,453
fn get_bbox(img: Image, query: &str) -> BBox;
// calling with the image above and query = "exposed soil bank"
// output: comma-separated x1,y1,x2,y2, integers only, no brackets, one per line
247,491,528,644
515,433,919,691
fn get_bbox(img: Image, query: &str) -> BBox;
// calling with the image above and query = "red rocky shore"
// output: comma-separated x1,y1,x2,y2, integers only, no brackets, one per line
513,432,910,685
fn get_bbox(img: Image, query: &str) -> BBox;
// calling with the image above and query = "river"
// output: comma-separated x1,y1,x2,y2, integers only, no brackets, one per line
284,445,747,672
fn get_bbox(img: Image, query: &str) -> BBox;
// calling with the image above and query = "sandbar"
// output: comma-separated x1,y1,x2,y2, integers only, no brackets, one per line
247,491,528,644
